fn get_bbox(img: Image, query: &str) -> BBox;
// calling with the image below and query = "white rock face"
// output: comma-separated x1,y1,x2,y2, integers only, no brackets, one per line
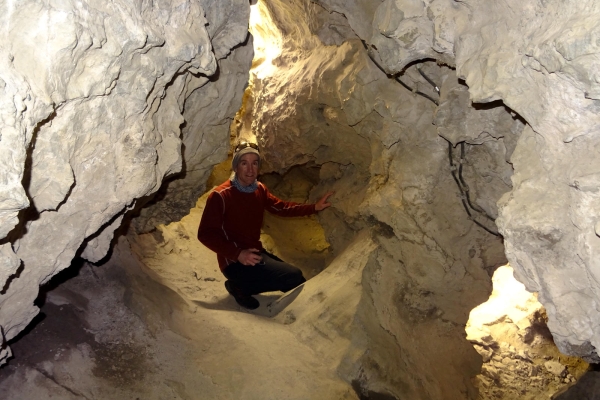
314,0,600,365
453,0,600,362
0,0,251,365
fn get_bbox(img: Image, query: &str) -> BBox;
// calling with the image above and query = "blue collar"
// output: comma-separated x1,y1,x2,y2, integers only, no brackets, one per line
231,174,258,193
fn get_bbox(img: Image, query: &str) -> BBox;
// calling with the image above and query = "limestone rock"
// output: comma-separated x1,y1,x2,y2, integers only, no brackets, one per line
80,213,125,263
545,360,567,377
371,0,435,71
314,0,381,40
132,39,253,233
454,0,600,362
434,71,524,147
241,1,510,398
467,265,587,399
4,0,600,397
311,3,359,46
0,0,250,365
315,0,600,367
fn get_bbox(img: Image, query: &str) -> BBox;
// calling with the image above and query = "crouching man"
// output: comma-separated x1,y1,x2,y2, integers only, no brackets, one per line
198,141,333,310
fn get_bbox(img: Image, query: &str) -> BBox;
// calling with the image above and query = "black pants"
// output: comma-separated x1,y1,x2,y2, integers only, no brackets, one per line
222,251,306,296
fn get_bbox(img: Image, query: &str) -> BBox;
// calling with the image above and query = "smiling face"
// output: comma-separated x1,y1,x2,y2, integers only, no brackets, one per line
235,153,260,187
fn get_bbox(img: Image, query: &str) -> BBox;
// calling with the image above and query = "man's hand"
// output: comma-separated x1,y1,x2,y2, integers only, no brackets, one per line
238,248,262,266
315,191,334,211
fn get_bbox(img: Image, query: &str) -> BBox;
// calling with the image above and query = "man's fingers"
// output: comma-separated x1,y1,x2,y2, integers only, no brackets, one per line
240,248,262,266
320,192,334,204
315,191,335,211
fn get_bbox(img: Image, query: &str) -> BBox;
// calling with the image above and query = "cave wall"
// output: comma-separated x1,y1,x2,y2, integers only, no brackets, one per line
242,1,511,398
0,0,251,364
240,0,600,397
340,0,600,363
1,0,600,398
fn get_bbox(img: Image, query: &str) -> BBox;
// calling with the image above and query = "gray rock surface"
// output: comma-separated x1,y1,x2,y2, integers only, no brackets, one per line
454,0,600,362
233,0,600,396
312,0,600,369
0,0,250,365
2,0,600,398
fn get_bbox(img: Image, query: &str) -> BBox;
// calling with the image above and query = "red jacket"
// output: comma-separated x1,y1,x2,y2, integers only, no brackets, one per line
198,180,316,270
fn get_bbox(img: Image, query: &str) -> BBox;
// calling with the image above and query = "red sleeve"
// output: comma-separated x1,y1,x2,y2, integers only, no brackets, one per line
198,191,242,261
264,186,316,217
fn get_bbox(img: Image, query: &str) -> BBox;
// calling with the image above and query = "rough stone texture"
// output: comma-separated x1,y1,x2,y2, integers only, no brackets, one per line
132,1,254,233
314,0,600,376
2,0,600,398
242,1,511,398
0,0,250,365
455,1,600,363
132,40,254,233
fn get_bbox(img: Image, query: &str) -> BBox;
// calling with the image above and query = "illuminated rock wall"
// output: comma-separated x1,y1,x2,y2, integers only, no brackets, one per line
318,0,600,368
2,0,600,398
241,1,510,398
240,0,600,397
336,0,600,364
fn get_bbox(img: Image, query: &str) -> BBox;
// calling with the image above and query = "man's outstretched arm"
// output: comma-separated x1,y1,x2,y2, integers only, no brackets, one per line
265,185,334,217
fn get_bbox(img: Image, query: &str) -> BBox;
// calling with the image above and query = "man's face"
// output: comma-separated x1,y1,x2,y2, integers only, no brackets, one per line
235,153,259,187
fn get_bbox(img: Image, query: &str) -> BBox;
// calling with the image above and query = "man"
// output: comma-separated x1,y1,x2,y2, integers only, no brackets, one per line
198,141,333,310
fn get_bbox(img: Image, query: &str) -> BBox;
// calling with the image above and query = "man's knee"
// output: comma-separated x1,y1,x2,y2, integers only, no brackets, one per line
281,268,305,292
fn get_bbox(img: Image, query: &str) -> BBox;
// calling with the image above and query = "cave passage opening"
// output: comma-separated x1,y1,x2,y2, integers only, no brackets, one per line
466,264,589,398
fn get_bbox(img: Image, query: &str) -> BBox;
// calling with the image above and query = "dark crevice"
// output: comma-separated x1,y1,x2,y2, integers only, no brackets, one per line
416,65,440,94
0,261,24,295
35,257,86,309
352,379,398,400
472,99,505,110
4,312,46,350
3,110,56,245
447,140,501,236
358,39,440,106
1,326,7,352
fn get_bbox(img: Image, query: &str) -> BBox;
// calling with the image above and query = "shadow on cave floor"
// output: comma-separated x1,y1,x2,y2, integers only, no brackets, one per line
0,260,172,399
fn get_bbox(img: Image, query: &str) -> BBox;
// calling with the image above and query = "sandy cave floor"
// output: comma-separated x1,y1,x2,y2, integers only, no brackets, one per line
0,181,357,400
0,162,360,400
0,247,357,400
4,188,600,399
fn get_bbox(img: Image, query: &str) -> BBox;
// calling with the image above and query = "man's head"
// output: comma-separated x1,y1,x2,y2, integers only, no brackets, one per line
232,141,261,170
232,141,261,187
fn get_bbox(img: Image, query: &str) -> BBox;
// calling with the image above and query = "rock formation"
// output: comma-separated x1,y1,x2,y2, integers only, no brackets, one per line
236,0,600,396
2,0,600,399
237,0,509,397
467,265,588,399
0,0,251,364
